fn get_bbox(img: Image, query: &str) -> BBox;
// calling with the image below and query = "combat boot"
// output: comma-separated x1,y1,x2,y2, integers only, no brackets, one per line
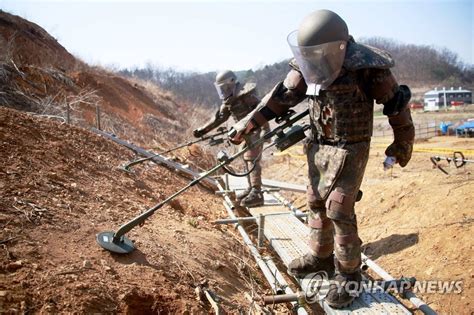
235,187,251,201
240,188,264,207
288,253,335,278
325,270,362,308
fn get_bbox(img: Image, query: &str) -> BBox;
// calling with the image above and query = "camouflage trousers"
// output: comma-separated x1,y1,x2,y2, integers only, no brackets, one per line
305,141,370,273
243,128,263,189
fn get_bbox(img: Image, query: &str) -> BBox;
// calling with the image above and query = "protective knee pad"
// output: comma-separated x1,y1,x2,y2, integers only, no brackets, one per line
326,188,356,222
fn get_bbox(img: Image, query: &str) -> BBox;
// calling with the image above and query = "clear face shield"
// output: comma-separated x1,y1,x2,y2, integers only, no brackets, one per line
287,30,347,96
214,81,236,100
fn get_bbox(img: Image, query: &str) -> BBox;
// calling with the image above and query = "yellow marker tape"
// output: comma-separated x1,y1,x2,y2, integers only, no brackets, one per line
274,144,474,158
412,148,474,155
372,144,474,156
273,145,306,160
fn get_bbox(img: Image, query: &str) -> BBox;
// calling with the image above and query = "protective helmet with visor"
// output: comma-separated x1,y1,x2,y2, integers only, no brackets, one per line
288,10,349,96
214,70,238,100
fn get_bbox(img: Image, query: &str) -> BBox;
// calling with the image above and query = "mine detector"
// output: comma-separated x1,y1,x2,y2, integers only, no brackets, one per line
93,110,436,315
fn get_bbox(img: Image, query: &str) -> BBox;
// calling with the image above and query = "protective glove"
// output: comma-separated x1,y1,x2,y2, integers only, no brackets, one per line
193,128,205,138
385,142,412,167
385,107,415,167
228,119,257,145
229,105,272,144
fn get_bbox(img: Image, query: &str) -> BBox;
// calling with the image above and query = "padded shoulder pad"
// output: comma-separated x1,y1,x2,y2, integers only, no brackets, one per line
284,69,304,90
343,41,394,71
236,82,257,98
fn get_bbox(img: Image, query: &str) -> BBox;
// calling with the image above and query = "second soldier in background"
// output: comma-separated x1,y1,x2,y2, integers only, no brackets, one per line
193,70,269,207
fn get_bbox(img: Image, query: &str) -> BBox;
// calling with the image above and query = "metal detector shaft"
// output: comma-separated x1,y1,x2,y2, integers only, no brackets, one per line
108,109,309,246
430,151,473,175
123,129,228,170
113,160,228,242
432,156,474,164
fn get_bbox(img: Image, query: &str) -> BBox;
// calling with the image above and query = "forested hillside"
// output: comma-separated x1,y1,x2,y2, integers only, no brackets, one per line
361,37,473,86
120,37,473,108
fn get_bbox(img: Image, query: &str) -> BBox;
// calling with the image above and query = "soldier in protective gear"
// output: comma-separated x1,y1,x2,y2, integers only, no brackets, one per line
230,10,414,308
193,70,269,207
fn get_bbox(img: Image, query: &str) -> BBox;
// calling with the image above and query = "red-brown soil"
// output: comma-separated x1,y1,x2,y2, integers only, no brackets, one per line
0,10,206,149
0,9,76,70
0,107,274,313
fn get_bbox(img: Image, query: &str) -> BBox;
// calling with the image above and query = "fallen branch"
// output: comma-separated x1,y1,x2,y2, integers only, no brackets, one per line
12,205,34,223
173,260,196,283
0,237,18,245
204,289,222,315
9,59,25,79
31,114,66,123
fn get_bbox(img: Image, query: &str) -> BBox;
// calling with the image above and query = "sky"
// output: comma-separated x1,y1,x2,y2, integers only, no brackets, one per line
1,0,472,72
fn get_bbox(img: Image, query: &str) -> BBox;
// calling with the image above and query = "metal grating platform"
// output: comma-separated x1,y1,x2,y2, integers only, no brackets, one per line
225,175,411,315
92,131,430,314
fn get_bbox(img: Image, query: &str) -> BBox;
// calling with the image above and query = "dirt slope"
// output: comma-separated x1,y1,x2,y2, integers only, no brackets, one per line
263,133,474,314
359,137,473,314
0,11,275,314
0,107,272,313
0,9,76,70
0,10,207,148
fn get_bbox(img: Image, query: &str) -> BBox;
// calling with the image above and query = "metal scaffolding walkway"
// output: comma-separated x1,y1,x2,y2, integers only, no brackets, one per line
94,129,436,315
224,175,412,315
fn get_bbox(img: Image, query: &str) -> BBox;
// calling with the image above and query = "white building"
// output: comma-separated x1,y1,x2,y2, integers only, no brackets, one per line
424,87,472,111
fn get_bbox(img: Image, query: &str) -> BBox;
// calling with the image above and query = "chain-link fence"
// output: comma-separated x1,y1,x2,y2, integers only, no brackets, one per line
373,122,438,141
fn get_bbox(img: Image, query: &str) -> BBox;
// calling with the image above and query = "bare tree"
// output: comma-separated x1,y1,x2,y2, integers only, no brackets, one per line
120,37,473,110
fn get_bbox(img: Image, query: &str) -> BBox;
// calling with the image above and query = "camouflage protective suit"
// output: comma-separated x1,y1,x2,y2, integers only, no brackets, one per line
235,37,414,273
197,82,268,189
